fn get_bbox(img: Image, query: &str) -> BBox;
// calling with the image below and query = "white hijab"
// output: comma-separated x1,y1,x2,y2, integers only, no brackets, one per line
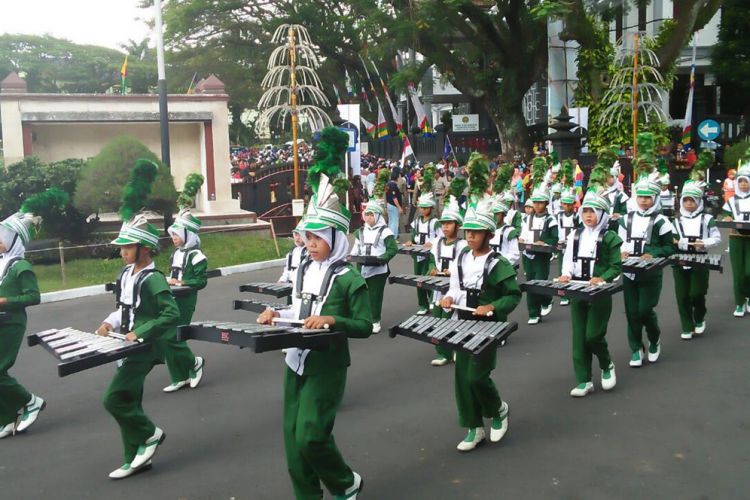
736,175,750,199
0,225,26,280
168,226,201,250
303,227,350,266
679,195,704,219
364,212,387,230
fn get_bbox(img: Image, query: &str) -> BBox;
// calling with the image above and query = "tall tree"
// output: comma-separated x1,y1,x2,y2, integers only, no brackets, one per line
712,0,750,132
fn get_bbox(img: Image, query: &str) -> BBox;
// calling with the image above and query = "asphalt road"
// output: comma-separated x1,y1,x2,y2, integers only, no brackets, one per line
2,245,749,500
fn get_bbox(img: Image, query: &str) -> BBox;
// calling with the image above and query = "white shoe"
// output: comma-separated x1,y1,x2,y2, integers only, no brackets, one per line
629,349,644,367
431,356,450,367
15,395,45,433
108,460,152,480
0,421,15,439
490,402,509,442
189,357,205,389
541,303,553,317
694,322,706,335
416,309,428,315
681,332,693,340
647,342,661,363
163,380,189,393
130,428,165,470
527,317,540,325
335,471,363,499
372,322,381,334
560,298,570,306
601,364,616,391
734,306,745,317
570,382,594,397
746,298,750,312
456,427,485,452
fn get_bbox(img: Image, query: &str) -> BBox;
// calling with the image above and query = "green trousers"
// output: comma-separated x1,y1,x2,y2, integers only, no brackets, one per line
283,367,354,500
570,297,613,384
431,304,453,359
522,255,552,317
365,272,388,322
623,274,663,352
412,258,431,310
0,325,31,426
164,303,197,383
454,350,501,428
102,351,162,463
729,237,750,307
672,266,709,332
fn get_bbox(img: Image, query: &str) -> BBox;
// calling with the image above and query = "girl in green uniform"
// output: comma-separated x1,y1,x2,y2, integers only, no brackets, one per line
405,164,439,314
721,161,750,317
439,154,521,452
96,160,180,479
258,127,370,500
557,163,622,397
162,192,207,392
0,194,49,439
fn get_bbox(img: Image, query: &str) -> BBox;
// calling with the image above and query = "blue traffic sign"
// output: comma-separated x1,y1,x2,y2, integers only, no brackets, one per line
697,119,720,141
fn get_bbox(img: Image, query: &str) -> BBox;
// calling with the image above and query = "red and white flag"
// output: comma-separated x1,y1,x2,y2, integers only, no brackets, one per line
400,137,415,168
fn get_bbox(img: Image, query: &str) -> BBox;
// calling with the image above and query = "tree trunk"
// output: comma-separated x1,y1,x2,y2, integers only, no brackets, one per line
487,97,531,161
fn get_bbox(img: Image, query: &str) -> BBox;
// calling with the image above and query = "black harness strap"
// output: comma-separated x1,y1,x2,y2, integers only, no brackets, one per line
286,246,308,272
358,226,387,257
626,213,657,257
295,258,348,320
676,214,707,254
170,248,198,280
118,268,162,333
437,237,459,272
456,247,498,320
733,197,750,221
572,227,605,280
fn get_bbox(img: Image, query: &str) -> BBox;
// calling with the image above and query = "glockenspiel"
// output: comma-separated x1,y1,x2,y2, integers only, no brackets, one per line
670,253,724,272
105,282,194,297
238,282,293,297
177,320,344,353
388,273,450,294
715,220,750,230
397,244,432,257
347,255,384,266
28,328,151,377
519,242,554,254
232,298,292,314
389,315,517,358
520,279,623,302
622,256,669,274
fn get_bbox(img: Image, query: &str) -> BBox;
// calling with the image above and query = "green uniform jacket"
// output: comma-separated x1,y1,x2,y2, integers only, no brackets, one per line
477,256,522,322
173,249,208,324
0,260,40,329
510,211,522,232
618,216,676,280
299,266,373,376
590,231,623,282
131,273,181,358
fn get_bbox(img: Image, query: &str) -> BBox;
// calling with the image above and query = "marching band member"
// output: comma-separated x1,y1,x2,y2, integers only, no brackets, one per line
721,159,750,317
162,194,207,393
350,195,397,334
0,191,50,439
280,220,308,284
556,160,580,306
427,179,467,366
258,127,370,500
617,134,676,367
672,154,721,339
519,157,558,324
490,198,521,268
558,163,622,397
439,153,521,452
96,160,180,479
405,163,440,314
601,149,629,226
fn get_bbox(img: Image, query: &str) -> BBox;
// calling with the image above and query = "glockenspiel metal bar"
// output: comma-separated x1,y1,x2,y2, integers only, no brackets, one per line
238,282,293,298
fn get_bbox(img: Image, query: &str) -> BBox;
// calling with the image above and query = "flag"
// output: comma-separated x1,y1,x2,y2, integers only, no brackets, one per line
361,116,376,139
120,54,129,95
408,82,433,136
360,86,372,112
376,103,388,140
682,37,697,147
574,164,584,199
370,58,404,137
443,135,453,160
333,84,343,105
400,137,415,168
186,72,198,94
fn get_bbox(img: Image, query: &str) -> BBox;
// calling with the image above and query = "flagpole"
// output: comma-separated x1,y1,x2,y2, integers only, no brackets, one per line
155,0,171,168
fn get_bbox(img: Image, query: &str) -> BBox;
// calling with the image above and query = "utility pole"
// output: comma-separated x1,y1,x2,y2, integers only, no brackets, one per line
155,0,171,167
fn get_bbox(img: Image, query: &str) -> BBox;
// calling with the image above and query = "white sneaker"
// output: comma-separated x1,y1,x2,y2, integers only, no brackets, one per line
189,357,205,389
0,421,15,439
746,298,750,312
601,364,616,391
431,356,450,367
560,298,570,306
527,317,540,325
647,342,661,363
734,306,745,317
108,460,152,480
681,332,693,340
490,402,509,442
541,303,553,317
372,322,381,334
629,349,644,367
334,471,363,500
15,395,45,433
130,428,165,470
163,380,189,393
456,427,485,452
416,309,428,315
694,322,706,335
570,382,594,397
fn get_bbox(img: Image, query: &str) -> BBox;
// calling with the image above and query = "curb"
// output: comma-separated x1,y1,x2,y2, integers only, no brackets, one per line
40,258,286,304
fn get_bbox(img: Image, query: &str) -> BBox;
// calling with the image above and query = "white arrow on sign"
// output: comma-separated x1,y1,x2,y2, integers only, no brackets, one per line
700,122,719,138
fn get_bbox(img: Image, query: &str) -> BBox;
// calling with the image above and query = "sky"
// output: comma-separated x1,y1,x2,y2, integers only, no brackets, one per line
0,0,151,51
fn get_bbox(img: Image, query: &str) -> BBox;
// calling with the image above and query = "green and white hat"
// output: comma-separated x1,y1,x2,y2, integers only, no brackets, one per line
1,187,69,247
439,195,464,223
560,187,577,205
530,183,551,203
417,191,436,208
634,177,662,198
300,174,351,234
292,217,306,234
169,207,202,235
491,194,510,214
0,212,40,246
681,182,704,201
461,195,496,232
659,173,670,186
550,182,562,195
581,191,611,212
112,213,161,249
524,198,533,208
363,198,385,216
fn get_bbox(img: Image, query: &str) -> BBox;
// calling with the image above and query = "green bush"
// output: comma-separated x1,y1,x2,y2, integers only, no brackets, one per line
724,140,750,169
74,136,178,217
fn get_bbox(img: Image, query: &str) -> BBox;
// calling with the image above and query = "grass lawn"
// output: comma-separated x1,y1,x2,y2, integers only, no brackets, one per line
35,232,294,293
